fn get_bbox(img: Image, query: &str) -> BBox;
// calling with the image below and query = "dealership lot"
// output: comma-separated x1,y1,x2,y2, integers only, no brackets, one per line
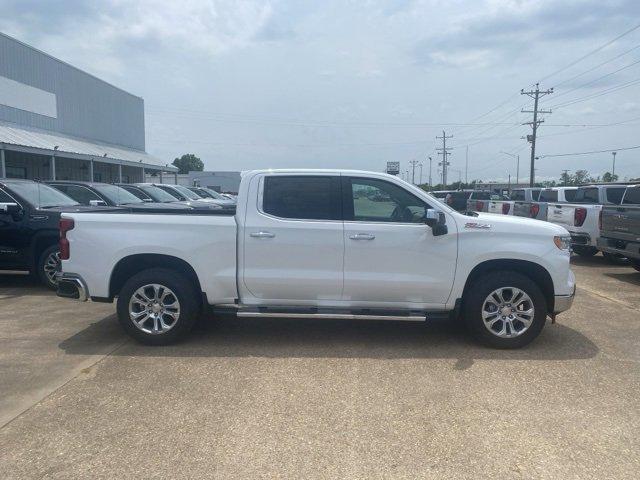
0,259,638,479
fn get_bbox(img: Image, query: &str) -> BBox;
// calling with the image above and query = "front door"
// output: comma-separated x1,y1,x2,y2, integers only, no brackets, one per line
241,174,344,303
341,176,457,307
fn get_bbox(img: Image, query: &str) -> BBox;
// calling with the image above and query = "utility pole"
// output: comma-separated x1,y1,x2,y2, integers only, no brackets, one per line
409,160,420,184
419,163,423,184
428,156,433,190
436,130,453,186
521,83,553,187
612,151,617,177
500,151,520,186
465,146,469,185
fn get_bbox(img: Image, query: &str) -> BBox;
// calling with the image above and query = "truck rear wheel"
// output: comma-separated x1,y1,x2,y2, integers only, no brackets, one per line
37,245,60,290
116,268,201,345
572,245,598,257
463,271,547,349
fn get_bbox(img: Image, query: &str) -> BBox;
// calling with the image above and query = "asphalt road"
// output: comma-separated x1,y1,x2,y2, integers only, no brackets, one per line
0,257,638,479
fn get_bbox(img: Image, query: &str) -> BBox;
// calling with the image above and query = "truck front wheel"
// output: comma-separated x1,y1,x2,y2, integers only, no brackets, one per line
116,268,201,345
463,271,547,349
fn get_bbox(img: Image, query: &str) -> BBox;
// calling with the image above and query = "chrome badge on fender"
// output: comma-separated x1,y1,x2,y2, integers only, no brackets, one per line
465,222,491,229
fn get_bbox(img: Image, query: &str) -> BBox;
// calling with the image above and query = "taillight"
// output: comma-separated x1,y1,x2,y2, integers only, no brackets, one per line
59,218,74,260
574,208,587,227
476,200,483,211
598,209,603,231
502,203,510,215
530,204,540,218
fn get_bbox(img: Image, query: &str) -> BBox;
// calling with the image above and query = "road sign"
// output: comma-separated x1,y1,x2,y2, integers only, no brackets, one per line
386,161,400,175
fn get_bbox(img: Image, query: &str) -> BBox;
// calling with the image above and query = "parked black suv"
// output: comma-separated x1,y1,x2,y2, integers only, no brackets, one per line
0,179,118,288
47,181,194,212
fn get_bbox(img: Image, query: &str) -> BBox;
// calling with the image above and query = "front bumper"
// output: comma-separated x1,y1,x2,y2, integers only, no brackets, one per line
553,291,574,314
56,273,88,302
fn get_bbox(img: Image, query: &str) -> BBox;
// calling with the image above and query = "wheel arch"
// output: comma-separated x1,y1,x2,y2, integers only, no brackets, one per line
462,259,555,313
109,254,202,300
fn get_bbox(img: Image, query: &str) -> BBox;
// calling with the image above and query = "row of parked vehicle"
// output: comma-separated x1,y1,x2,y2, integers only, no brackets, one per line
0,178,237,288
432,184,640,271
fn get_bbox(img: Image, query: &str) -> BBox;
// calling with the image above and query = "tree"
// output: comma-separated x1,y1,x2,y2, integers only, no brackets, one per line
172,154,204,174
602,171,619,182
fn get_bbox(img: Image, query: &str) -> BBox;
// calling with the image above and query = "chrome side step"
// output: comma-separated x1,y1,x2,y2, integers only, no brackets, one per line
236,310,427,322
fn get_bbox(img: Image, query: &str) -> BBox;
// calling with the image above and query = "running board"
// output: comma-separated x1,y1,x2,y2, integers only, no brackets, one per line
232,306,449,322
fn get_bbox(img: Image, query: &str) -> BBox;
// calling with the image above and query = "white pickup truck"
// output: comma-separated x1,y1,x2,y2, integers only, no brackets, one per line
546,184,627,257
56,170,575,349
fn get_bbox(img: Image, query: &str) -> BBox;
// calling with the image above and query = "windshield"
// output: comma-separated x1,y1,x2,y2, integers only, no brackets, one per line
139,185,180,202
199,187,225,199
6,182,79,208
171,184,203,200
93,184,145,204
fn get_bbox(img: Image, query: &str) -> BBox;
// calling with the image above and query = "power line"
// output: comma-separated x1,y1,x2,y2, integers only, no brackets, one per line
546,57,640,103
550,77,640,109
539,144,640,158
551,42,640,89
538,22,640,83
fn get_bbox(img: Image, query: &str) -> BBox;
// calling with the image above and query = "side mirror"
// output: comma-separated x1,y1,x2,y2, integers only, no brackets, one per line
424,209,448,236
89,199,107,207
142,198,153,203
0,202,24,219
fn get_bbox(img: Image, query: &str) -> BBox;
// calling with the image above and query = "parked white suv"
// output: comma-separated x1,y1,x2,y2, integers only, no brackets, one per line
56,170,575,349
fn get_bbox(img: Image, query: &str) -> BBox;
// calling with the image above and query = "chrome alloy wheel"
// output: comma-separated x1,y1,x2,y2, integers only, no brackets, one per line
43,251,61,286
481,287,535,338
128,284,181,335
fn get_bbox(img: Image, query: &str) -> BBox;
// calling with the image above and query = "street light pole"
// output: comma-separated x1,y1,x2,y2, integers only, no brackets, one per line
419,163,423,185
428,156,433,190
612,151,617,177
500,151,520,185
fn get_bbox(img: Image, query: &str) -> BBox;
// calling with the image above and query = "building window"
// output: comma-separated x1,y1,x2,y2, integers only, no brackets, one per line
6,166,27,179
93,172,103,182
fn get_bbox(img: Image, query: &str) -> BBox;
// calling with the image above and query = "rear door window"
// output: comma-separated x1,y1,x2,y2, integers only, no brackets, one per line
574,187,599,204
511,190,525,201
623,187,640,204
563,189,577,202
472,191,491,200
605,187,626,205
538,190,558,202
262,176,341,220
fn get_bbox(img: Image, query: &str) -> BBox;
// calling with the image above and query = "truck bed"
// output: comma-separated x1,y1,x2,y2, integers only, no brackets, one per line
62,212,238,303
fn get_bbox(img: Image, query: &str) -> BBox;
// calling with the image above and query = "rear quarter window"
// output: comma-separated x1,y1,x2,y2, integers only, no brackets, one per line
605,187,626,205
539,190,558,202
511,190,525,201
622,187,640,205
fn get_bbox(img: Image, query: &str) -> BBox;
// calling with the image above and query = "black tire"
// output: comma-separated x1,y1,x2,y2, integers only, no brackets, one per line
36,245,60,290
463,271,547,349
572,245,598,257
602,251,629,265
116,268,202,345
632,260,640,273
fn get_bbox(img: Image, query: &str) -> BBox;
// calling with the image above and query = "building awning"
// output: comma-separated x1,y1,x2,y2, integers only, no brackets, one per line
0,120,177,172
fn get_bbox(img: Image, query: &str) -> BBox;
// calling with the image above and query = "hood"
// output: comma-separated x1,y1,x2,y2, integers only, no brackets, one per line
38,205,123,214
468,212,569,236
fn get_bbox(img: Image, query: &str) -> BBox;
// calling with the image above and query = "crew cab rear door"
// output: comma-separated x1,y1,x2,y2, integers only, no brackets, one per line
341,176,457,307
241,174,344,303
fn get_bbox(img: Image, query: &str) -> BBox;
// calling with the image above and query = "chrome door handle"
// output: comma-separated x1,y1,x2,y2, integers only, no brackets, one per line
250,231,275,238
349,233,375,240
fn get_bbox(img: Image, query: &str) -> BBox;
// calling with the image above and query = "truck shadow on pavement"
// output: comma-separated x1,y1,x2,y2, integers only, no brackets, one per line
604,271,640,286
0,273,52,300
59,313,599,368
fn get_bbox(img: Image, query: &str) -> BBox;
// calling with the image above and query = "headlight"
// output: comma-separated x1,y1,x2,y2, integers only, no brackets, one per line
554,235,571,250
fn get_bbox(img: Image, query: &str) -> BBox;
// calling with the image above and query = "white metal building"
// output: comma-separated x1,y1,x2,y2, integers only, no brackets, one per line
0,32,177,182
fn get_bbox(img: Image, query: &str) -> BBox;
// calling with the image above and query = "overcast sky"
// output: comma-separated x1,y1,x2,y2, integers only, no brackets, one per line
1,0,639,182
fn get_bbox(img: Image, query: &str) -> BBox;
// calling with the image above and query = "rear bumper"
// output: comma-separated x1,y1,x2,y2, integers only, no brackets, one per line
567,232,592,246
56,273,88,302
597,236,640,260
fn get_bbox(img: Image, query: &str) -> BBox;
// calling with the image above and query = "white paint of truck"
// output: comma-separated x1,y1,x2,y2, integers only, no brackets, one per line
61,169,575,313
